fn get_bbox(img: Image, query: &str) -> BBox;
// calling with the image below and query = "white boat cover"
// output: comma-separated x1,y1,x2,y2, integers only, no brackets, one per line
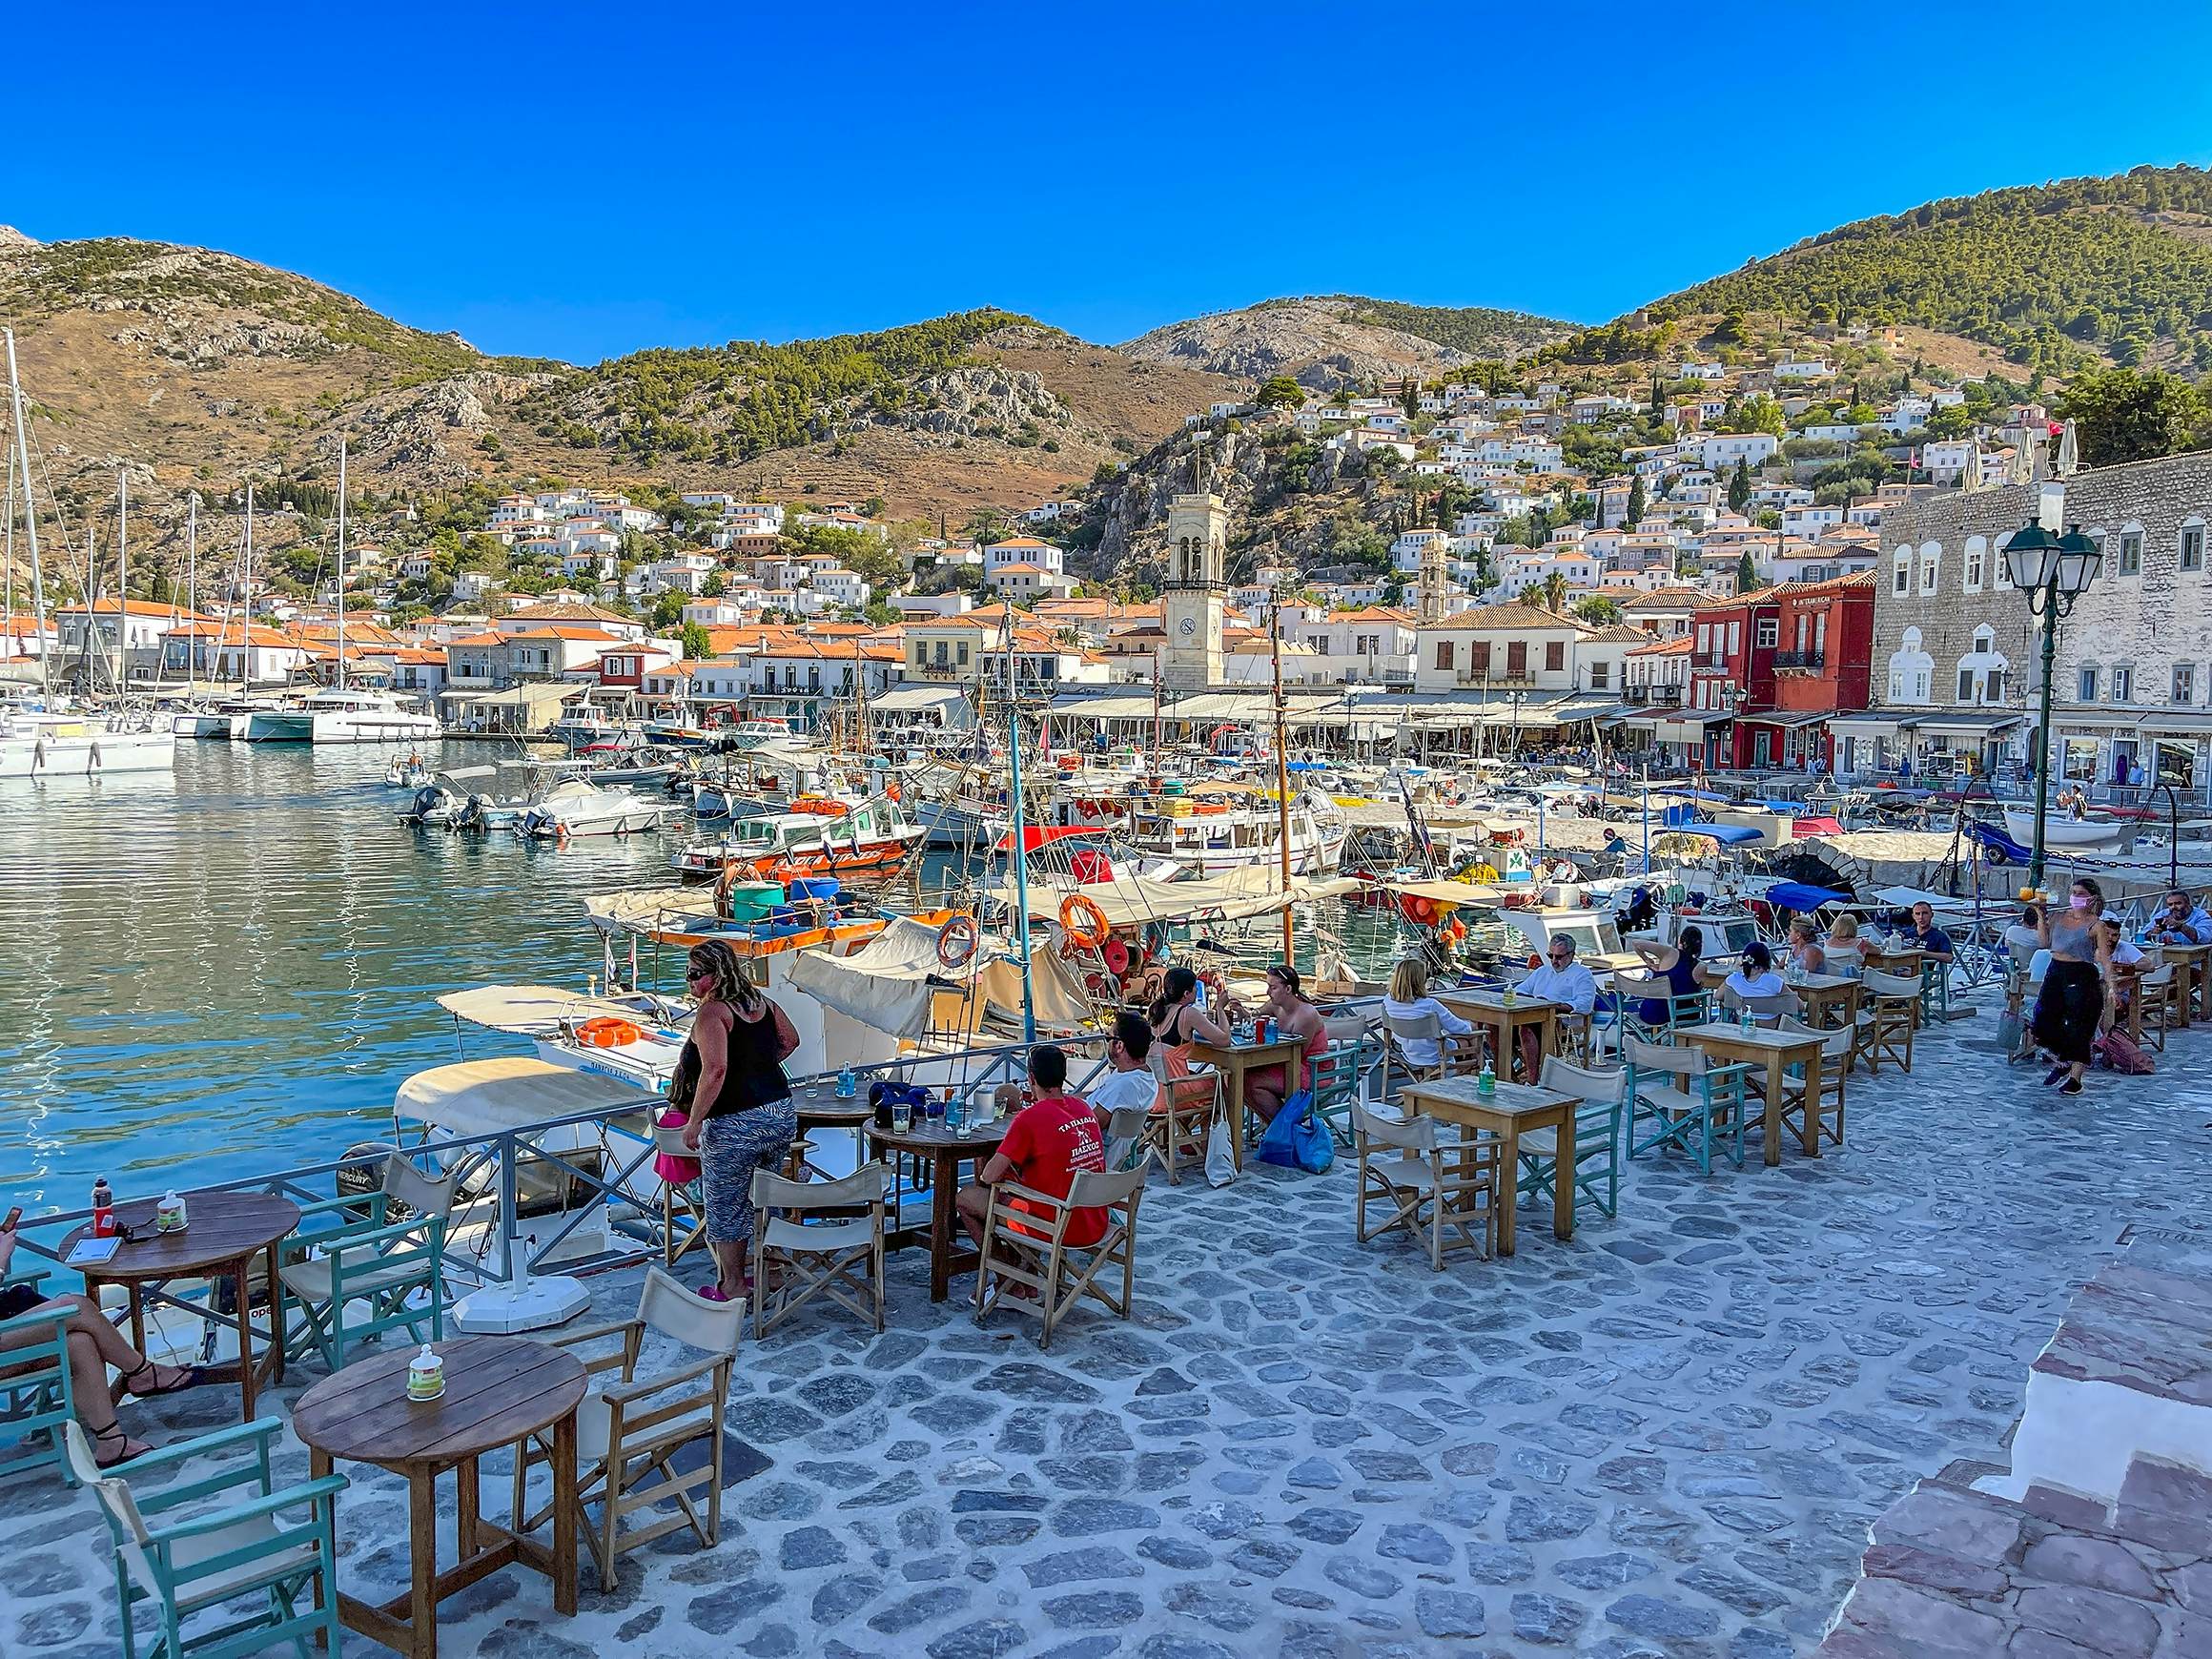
1355,878,1508,907
394,1056,653,1135
436,984,664,1036
992,867,1355,927
782,915,1094,1037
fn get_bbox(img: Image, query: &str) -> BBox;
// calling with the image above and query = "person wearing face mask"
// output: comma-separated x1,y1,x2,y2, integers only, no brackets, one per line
2030,877,2105,1096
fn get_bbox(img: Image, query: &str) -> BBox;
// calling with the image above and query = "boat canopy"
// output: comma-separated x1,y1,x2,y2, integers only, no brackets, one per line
783,916,1094,1039
395,1056,653,1136
1669,824,1764,847
1356,877,1508,908
436,984,670,1036
1761,881,1852,911
992,867,1355,927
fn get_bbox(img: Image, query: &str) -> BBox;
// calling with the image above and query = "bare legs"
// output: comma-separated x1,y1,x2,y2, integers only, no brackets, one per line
709,1239,749,1299
0,1293,195,1464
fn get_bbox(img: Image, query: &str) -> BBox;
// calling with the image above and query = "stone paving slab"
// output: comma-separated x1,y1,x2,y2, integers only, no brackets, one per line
10,1001,2212,1657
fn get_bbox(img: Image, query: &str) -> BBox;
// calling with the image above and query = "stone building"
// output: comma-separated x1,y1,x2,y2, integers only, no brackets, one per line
1850,452,2212,789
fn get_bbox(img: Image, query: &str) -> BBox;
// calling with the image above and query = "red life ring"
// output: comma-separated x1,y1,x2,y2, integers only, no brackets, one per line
1409,896,1437,925
1101,936,1132,977
1060,894,1112,951
936,915,980,970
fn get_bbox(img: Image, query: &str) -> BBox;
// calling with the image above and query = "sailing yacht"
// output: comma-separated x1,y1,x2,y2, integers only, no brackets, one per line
242,686,437,744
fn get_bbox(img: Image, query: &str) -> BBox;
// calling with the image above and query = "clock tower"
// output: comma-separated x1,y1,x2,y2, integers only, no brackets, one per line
1160,488,1227,688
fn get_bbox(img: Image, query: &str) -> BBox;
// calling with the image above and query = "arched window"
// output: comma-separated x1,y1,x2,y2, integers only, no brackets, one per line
1889,626,1934,706
1918,541,1941,596
1963,536,1986,594
1891,544,1912,598
1955,625,2008,706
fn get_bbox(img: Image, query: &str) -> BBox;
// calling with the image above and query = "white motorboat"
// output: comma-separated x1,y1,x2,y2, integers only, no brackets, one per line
522,778,678,840
2001,807,2134,854
0,707,176,780
384,752,431,788
244,688,438,745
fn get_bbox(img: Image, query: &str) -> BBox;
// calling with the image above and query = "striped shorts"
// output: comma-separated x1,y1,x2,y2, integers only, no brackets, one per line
697,1102,797,1244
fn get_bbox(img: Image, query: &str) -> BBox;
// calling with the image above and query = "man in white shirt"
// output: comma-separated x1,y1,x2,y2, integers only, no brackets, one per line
1515,935,1598,1077
1088,1012,1162,1171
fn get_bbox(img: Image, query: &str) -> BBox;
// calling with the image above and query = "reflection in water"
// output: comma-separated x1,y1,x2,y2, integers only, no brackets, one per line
0,744,674,1207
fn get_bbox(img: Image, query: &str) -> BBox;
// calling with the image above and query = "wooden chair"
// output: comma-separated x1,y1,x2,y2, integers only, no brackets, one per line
1101,1102,1152,1173
748,1164,888,1337
1382,1009,1483,1083
1525,1056,1629,1220
1717,985,1802,1028
1306,1039,1367,1148
1609,973,1707,1047
64,1416,346,1659
973,1157,1152,1350
1775,1014,1854,1151
653,1124,710,1266
1624,1036,1751,1175
0,1264,75,1486
2131,962,2180,1053
514,1268,744,1593
1854,970,1920,1075
1353,1105,1497,1270
1142,1048,1218,1185
277,1154,453,1373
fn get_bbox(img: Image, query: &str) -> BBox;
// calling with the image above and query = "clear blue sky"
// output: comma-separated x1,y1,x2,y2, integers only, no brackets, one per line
10,2,2209,365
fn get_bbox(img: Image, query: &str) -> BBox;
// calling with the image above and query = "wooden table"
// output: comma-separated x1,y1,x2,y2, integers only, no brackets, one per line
1860,943,1924,980
1679,1022,1825,1166
1790,973,1861,1030
794,1098,875,1179
61,1189,299,1421
2157,941,2211,1026
1436,991,1563,1081
1398,1075,1575,1258
294,1334,586,1659
866,1118,1009,1302
1188,1034,1311,1167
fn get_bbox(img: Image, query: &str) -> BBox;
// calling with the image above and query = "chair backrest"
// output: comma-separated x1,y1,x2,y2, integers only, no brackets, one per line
384,1155,454,1222
1306,1043,1361,1101
1101,1105,1150,1171
1624,1035,1695,1078
1064,1155,1152,1220
1146,1043,1174,1088
1862,969,1919,998
1537,1055,1627,1106
1384,1008,1444,1046
751,1162,886,1215
61,1423,162,1597
2140,963,2176,991
1778,1014,1854,1059
1611,970,1667,997
636,1265,746,1355
1354,1103,1437,1154
653,1123,692,1157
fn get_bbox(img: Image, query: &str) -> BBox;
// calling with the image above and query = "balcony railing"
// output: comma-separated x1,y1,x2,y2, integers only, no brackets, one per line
1772,650,1827,669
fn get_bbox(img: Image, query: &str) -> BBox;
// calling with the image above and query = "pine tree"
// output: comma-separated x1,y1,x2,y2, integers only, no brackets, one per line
1626,474,1647,527
1728,456,1752,513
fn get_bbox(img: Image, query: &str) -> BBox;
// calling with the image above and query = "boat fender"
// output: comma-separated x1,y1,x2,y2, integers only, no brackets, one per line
1100,936,1132,977
1059,894,1112,952
936,915,981,970
1409,896,1437,926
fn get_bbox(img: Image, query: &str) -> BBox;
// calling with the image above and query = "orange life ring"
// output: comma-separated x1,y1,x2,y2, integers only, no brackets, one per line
576,1017,641,1048
1060,894,1112,952
936,915,980,970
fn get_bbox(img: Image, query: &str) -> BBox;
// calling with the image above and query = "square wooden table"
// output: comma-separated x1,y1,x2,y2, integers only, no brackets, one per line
1397,1075,1575,1257
1679,1022,1825,1166
1860,943,1924,980
1790,973,1861,1030
1436,991,1563,1082
866,1119,1010,1302
1189,1034,1311,1168
2157,941,2211,1026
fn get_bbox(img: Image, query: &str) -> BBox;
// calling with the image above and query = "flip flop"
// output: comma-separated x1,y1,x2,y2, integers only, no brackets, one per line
696,1285,733,1303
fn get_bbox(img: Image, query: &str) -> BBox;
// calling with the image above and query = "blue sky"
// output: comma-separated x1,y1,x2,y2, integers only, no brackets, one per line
9,2,2209,365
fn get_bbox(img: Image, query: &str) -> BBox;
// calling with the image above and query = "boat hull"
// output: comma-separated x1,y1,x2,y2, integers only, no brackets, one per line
2000,808,2131,853
0,726,176,779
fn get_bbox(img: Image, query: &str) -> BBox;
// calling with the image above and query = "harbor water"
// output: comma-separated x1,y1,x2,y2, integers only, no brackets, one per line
0,744,1435,1212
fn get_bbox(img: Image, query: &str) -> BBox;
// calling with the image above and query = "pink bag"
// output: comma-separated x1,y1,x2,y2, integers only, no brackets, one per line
2097,1029,2156,1075
655,1106,703,1183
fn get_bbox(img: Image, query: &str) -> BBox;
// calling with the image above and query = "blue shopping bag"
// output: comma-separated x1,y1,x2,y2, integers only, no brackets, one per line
1256,1089,1334,1174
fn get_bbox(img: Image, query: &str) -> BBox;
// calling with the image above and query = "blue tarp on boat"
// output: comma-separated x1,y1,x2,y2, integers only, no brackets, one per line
1669,824,1764,847
1763,881,1851,911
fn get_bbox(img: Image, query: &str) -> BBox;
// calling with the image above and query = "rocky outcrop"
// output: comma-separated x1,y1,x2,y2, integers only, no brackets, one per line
336,371,554,485
897,364,1088,440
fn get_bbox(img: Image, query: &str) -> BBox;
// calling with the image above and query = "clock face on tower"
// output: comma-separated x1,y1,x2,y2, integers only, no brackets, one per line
1178,616,1198,638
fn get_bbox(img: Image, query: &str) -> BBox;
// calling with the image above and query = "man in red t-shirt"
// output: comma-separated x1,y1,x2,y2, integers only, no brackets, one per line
956,1044,1110,1257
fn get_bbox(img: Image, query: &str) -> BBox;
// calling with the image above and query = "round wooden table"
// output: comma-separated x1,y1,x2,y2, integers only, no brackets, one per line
293,1333,587,1659
61,1189,299,1421
866,1118,1009,1302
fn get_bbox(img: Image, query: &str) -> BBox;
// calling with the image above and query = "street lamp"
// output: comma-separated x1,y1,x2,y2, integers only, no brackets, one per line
2001,520,2103,891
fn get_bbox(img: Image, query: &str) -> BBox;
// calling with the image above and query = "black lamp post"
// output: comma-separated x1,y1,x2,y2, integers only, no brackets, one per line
2000,520,2103,891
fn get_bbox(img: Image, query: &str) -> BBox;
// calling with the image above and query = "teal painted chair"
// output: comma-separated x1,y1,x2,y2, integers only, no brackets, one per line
0,1264,75,1485
1308,1039,1368,1148
1524,1056,1629,1219
64,1416,346,1659
277,1154,453,1372
1624,1036,1751,1175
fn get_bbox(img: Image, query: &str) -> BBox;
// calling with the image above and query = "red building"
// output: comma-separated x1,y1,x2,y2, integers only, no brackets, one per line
1686,572,1874,769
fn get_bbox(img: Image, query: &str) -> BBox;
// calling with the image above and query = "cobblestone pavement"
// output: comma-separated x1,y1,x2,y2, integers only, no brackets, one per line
10,998,2212,1658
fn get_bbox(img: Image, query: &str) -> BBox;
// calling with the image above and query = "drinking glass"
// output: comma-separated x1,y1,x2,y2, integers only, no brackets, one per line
891,1099,912,1134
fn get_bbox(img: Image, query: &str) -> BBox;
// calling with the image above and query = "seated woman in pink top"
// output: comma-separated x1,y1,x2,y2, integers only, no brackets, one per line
1243,964,1331,1125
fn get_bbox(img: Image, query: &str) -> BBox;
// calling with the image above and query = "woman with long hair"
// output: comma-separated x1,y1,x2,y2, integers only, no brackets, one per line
2031,876,2105,1096
676,939,800,1301
1242,964,1330,1125
1630,923,1705,1027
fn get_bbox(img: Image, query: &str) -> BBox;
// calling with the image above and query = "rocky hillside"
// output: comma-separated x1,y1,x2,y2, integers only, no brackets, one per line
1649,164,2212,376
1118,296,1570,391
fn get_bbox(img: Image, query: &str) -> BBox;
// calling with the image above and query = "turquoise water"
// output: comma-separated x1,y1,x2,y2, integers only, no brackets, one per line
0,744,678,1214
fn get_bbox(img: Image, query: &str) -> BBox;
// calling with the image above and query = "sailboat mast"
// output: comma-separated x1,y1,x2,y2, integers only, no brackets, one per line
114,470,128,696
1003,600,1036,1043
243,482,255,686
185,492,197,696
1271,604,1293,963
2,329,46,699
335,438,346,692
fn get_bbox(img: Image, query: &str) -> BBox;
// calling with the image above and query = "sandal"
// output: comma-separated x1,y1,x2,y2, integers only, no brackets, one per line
90,1419,151,1470
120,1361,205,1399
697,1284,734,1303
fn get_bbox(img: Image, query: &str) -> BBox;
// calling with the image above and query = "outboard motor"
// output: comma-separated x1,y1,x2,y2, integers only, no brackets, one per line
407,784,443,824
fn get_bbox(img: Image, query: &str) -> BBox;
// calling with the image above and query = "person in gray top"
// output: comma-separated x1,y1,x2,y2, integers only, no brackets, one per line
2030,876,2107,1096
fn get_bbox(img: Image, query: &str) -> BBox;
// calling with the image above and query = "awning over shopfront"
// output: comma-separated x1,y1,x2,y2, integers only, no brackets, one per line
1736,710,1832,729
871,685,971,715
1912,712,2023,737
1048,691,1156,720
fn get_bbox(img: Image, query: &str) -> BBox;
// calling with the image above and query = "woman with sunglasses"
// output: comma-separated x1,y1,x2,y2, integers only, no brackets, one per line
676,939,800,1301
